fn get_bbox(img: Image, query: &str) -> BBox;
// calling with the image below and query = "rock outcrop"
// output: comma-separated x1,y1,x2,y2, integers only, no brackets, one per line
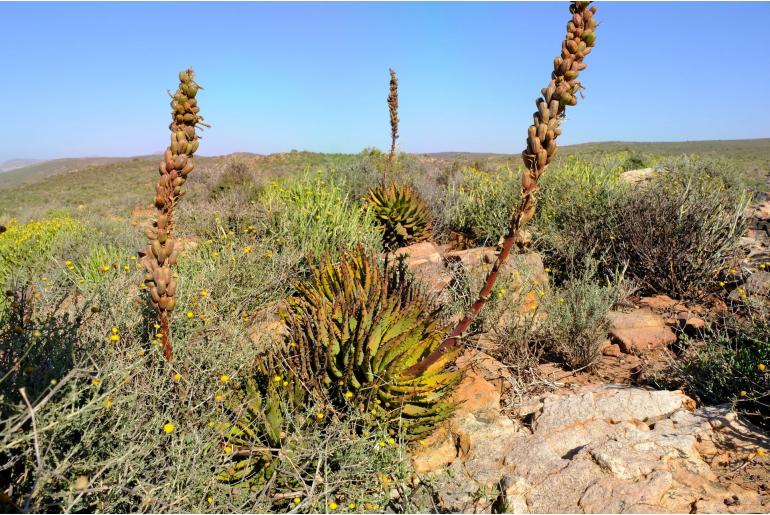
412,381,768,513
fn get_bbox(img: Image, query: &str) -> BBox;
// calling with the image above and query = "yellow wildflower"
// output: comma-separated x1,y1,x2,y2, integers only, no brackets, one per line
109,334,120,342
186,311,194,319
316,412,325,420
759,363,766,372
220,374,230,383
130,255,137,261
329,502,338,510
740,390,747,397
200,289,209,297
163,423,174,433
344,391,353,399
224,445,232,454
103,397,113,409
207,497,213,504
756,448,766,457
173,372,182,382
293,497,301,505
91,378,101,386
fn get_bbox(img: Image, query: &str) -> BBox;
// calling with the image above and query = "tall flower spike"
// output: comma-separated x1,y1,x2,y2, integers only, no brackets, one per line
387,68,399,174
140,68,206,361
407,1,598,376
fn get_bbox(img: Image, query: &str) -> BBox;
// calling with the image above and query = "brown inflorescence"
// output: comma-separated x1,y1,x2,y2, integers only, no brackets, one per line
387,68,399,169
140,68,206,361
407,1,598,376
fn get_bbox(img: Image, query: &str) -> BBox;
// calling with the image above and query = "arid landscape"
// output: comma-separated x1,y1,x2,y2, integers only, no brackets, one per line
1,1,769,514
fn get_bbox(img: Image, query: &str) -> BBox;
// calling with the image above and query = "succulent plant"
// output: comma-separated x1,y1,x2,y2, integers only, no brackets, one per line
282,246,462,440
139,68,206,361
408,1,598,376
216,359,304,487
366,182,432,250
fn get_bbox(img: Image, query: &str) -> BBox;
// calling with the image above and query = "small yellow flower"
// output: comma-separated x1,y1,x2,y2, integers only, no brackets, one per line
33,330,42,338
740,390,747,397
163,423,174,433
293,497,301,505
41,276,49,281
224,445,232,454
153,323,161,330
200,289,209,297
348,503,356,510
109,334,120,342
220,374,230,383
91,378,101,386
544,268,551,273
186,311,194,319
756,448,766,457
243,246,252,254
379,441,386,447
50,378,57,385
101,265,111,272
173,372,182,382
419,439,427,446
137,349,145,356
273,375,282,383
388,437,396,445
344,391,353,399
719,281,725,287
123,265,130,271
130,255,137,261
283,381,289,387
103,397,113,409
207,497,213,504
759,363,766,372
329,501,338,510
65,260,72,265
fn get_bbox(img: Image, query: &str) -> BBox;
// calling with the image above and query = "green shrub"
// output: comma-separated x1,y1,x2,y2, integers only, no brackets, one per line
0,216,81,293
435,166,520,245
209,158,263,201
540,263,633,370
0,232,409,512
533,155,627,280
535,155,749,299
678,312,769,430
609,171,748,298
257,172,381,261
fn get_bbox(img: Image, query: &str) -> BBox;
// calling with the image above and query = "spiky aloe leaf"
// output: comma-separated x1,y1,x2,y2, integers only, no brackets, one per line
366,182,432,250
216,356,304,488
282,246,461,440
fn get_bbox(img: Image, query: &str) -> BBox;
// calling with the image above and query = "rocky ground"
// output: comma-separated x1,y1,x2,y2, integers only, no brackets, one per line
392,175,770,513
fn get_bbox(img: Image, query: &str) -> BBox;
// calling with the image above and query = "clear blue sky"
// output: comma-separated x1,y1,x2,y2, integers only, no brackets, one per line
1,2,768,162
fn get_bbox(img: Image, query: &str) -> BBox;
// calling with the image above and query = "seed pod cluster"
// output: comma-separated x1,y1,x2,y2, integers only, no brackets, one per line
405,1,598,377
387,68,399,167
140,68,205,361
520,1,597,224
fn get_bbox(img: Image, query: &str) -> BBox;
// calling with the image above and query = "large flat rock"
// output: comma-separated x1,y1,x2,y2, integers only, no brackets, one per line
413,382,768,513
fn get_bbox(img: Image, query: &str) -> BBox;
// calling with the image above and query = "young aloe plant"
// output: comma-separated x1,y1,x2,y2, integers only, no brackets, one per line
140,68,206,361
408,1,598,375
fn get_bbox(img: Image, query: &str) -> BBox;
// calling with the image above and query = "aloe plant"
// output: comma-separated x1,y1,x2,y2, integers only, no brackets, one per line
282,247,462,440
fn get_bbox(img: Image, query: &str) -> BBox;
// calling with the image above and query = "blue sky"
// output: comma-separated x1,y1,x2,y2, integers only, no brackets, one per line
1,2,768,162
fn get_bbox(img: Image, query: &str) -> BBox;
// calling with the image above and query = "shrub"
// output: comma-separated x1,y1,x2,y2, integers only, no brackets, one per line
610,170,748,298
435,166,520,245
258,172,381,261
535,155,749,299
209,158,263,201
0,216,80,294
540,263,633,370
533,155,627,280
678,311,769,430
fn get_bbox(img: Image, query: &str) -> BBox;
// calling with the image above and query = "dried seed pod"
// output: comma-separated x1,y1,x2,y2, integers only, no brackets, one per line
138,67,206,362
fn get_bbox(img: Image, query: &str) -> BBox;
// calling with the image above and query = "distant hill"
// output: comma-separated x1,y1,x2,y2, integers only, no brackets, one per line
0,158,43,173
0,156,155,190
425,138,770,161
